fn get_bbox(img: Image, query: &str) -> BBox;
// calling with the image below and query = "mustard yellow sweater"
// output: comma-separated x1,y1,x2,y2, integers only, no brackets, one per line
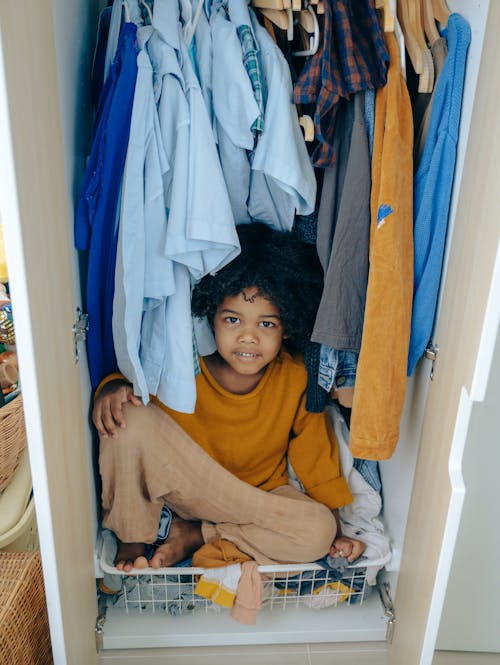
99,351,352,511
156,351,351,510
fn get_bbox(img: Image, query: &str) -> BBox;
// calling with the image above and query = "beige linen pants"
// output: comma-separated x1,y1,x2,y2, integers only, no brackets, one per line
99,402,336,565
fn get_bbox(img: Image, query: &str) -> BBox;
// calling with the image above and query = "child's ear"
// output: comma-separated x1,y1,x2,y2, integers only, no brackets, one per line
282,333,290,340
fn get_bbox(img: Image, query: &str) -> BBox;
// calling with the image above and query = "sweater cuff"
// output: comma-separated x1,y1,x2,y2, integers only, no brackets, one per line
93,372,129,402
306,476,353,510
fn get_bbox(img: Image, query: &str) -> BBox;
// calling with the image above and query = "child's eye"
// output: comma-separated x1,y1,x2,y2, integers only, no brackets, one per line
259,321,276,328
225,316,240,324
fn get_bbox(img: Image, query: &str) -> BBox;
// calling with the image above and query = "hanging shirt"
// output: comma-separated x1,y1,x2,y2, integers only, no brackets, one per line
248,12,316,230
312,92,370,352
293,0,388,168
113,0,239,412
155,0,240,277
407,15,471,376
112,26,174,403
103,0,143,84
349,33,414,461
75,22,138,390
209,1,259,224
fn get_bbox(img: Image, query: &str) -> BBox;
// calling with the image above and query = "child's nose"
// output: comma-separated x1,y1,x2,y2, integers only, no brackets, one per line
238,327,258,343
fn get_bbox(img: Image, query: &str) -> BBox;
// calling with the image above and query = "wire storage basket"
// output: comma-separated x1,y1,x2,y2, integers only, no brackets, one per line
0,394,26,492
99,531,387,616
0,552,53,665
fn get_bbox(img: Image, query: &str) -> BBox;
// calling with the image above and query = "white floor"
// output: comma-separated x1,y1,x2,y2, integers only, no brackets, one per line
99,641,389,665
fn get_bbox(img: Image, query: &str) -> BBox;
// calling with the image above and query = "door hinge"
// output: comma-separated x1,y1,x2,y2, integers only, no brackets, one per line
424,342,439,380
378,581,396,643
95,591,107,653
72,307,88,363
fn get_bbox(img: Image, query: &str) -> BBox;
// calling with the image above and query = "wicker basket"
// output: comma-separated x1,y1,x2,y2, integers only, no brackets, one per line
0,394,26,492
0,552,53,665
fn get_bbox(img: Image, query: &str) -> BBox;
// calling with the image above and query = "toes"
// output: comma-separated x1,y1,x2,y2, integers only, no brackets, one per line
150,553,164,569
134,556,149,569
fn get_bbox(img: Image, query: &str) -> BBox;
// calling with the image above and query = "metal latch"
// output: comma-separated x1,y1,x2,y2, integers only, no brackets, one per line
72,307,88,363
378,581,396,643
424,342,439,380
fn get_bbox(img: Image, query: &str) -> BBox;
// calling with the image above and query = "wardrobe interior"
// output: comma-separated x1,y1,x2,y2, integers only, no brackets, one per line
5,0,492,654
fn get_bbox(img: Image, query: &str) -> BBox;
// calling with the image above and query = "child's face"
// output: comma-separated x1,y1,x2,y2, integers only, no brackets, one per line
212,289,287,377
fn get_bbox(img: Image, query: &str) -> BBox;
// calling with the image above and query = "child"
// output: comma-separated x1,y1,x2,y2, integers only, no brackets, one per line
93,223,365,572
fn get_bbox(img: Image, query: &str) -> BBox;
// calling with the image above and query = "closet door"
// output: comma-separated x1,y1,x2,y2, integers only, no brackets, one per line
389,2,500,663
0,3,98,664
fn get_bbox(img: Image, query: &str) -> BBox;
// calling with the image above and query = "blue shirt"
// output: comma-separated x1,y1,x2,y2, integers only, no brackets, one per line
407,14,471,375
75,22,138,389
248,12,316,231
113,1,239,413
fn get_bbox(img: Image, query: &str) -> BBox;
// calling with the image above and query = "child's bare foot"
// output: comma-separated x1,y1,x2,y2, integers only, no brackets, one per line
150,517,204,569
115,541,149,572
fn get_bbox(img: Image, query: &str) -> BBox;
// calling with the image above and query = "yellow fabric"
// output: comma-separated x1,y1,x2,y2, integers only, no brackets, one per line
94,372,128,401
314,580,352,603
194,578,237,608
96,353,352,510
350,34,414,460
156,351,352,510
0,225,8,283
278,580,352,603
192,539,252,568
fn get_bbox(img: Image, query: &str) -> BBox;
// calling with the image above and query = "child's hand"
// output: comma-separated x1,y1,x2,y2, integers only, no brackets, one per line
92,380,142,439
330,536,366,563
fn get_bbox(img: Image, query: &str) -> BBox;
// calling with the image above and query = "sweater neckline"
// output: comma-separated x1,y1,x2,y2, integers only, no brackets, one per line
199,354,281,399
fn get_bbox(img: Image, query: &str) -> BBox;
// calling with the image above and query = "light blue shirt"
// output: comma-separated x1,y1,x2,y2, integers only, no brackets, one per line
248,11,316,230
114,0,239,413
113,30,175,403
207,2,258,224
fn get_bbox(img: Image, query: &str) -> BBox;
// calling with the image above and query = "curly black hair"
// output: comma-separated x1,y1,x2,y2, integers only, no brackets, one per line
191,222,323,353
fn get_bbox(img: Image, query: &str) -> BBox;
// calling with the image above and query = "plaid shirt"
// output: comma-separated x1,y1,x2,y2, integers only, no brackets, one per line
237,24,267,137
294,0,389,167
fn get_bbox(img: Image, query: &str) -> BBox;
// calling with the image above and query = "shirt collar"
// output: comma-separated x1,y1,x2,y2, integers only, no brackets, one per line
152,0,181,50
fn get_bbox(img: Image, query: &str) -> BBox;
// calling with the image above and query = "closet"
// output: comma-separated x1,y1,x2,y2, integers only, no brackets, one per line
0,0,498,663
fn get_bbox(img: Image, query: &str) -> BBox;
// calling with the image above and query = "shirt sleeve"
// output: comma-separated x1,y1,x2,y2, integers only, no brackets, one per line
288,393,353,510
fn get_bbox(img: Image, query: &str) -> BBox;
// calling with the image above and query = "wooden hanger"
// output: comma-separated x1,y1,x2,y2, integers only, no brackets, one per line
412,0,435,90
397,0,434,93
299,115,315,142
252,0,291,10
252,0,293,39
431,0,451,26
422,0,440,45
258,8,289,31
375,0,395,33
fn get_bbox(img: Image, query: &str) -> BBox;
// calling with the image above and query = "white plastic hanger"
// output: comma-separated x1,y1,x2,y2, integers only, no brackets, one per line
293,5,319,57
122,0,131,23
185,0,204,46
140,0,153,24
